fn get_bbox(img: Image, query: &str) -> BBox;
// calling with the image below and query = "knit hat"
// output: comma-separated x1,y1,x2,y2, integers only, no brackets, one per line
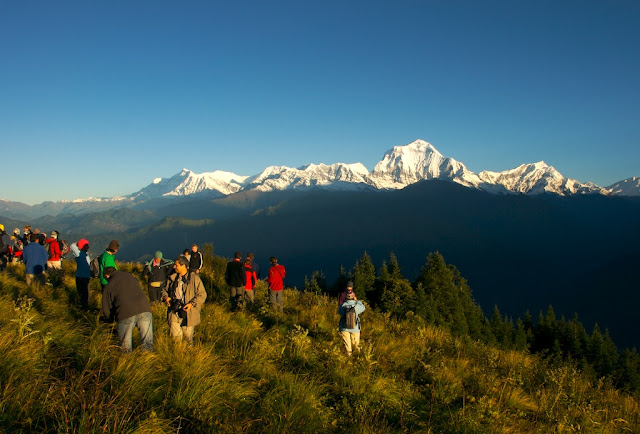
347,281,354,289
108,240,119,251
155,251,163,259
77,239,89,250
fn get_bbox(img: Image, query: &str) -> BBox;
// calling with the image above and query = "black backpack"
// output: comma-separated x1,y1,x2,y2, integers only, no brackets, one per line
344,305,358,329
0,233,8,255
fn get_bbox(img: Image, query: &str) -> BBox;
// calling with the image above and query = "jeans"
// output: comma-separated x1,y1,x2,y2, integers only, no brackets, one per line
117,312,153,351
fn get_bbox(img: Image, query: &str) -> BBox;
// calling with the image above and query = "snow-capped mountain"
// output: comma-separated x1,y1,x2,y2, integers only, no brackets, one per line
370,140,483,189
606,177,640,196
478,162,605,195
2,140,637,219
131,169,249,199
246,163,371,192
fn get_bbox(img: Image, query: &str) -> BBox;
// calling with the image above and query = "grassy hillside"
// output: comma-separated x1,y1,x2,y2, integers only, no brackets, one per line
1,260,639,433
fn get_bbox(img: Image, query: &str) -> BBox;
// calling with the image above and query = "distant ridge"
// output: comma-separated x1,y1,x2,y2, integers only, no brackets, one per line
1,139,637,219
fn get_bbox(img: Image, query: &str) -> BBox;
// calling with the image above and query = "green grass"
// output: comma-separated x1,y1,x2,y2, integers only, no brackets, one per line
1,262,640,433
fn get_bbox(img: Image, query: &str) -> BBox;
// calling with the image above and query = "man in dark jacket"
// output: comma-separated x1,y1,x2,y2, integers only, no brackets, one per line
189,244,203,274
142,251,173,303
0,224,12,271
225,251,246,311
102,267,153,352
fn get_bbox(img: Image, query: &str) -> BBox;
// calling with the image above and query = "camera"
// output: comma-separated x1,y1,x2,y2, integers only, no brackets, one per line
169,298,188,320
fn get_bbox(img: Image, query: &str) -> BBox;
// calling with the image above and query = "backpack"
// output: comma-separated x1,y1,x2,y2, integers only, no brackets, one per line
90,255,101,278
0,233,8,255
344,305,358,329
58,239,70,259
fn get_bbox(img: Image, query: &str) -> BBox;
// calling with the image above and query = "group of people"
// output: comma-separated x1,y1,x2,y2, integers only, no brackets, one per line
1,223,366,356
0,224,69,284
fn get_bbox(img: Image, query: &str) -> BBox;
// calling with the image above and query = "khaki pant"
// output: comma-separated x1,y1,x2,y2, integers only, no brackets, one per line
26,273,46,286
340,330,361,356
244,289,254,304
47,260,62,270
168,311,195,345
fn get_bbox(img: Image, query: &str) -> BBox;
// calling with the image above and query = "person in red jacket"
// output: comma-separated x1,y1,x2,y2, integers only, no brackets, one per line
45,231,62,271
267,256,286,313
243,256,257,305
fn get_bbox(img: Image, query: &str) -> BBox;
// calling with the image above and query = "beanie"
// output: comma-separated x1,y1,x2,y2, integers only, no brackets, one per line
77,239,89,250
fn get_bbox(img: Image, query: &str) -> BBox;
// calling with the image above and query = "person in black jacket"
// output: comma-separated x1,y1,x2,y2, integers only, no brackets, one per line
225,251,246,311
189,244,203,274
142,251,173,303
102,267,153,352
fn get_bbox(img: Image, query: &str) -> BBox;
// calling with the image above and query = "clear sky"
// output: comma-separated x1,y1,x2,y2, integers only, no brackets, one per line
1,0,638,205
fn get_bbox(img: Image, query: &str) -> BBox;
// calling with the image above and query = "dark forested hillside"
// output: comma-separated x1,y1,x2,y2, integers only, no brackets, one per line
9,181,640,348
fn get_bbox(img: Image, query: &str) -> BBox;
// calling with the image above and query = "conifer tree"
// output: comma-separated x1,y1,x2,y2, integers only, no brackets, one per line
351,252,377,304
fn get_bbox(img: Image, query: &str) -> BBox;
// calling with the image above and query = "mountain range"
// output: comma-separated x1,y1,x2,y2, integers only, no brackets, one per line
2,140,637,220
1,139,640,349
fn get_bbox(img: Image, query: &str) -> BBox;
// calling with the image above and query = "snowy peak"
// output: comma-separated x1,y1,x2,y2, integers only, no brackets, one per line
607,177,640,196
247,162,371,192
478,162,605,195
371,139,480,188
132,169,249,199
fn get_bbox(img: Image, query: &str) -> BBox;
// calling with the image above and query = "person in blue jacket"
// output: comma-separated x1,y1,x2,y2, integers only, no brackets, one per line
70,239,91,310
338,292,366,356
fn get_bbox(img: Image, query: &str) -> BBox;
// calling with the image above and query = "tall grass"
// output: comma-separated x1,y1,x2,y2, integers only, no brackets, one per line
1,263,640,432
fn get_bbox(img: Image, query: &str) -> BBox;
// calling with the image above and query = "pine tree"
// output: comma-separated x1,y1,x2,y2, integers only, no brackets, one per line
351,252,377,304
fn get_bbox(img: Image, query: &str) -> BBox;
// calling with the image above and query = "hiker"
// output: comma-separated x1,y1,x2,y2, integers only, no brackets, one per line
0,224,12,271
225,251,246,311
338,291,366,356
161,255,207,345
22,233,48,285
244,255,257,305
142,251,173,303
188,244,203,274
99,240,119,290
267,256,286,313
247,252,260,279
339,281,358,305
102,267,153,352
45,231,63,271
21,225,32,245
70,239,91,310
9,229,24,264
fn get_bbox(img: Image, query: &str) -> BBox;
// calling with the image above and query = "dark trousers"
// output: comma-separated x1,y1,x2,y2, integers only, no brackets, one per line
148,283,163,303
76,277,90,309
230,286,245,311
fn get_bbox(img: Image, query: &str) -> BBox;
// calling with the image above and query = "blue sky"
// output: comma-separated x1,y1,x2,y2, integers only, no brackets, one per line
1,0,638,205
